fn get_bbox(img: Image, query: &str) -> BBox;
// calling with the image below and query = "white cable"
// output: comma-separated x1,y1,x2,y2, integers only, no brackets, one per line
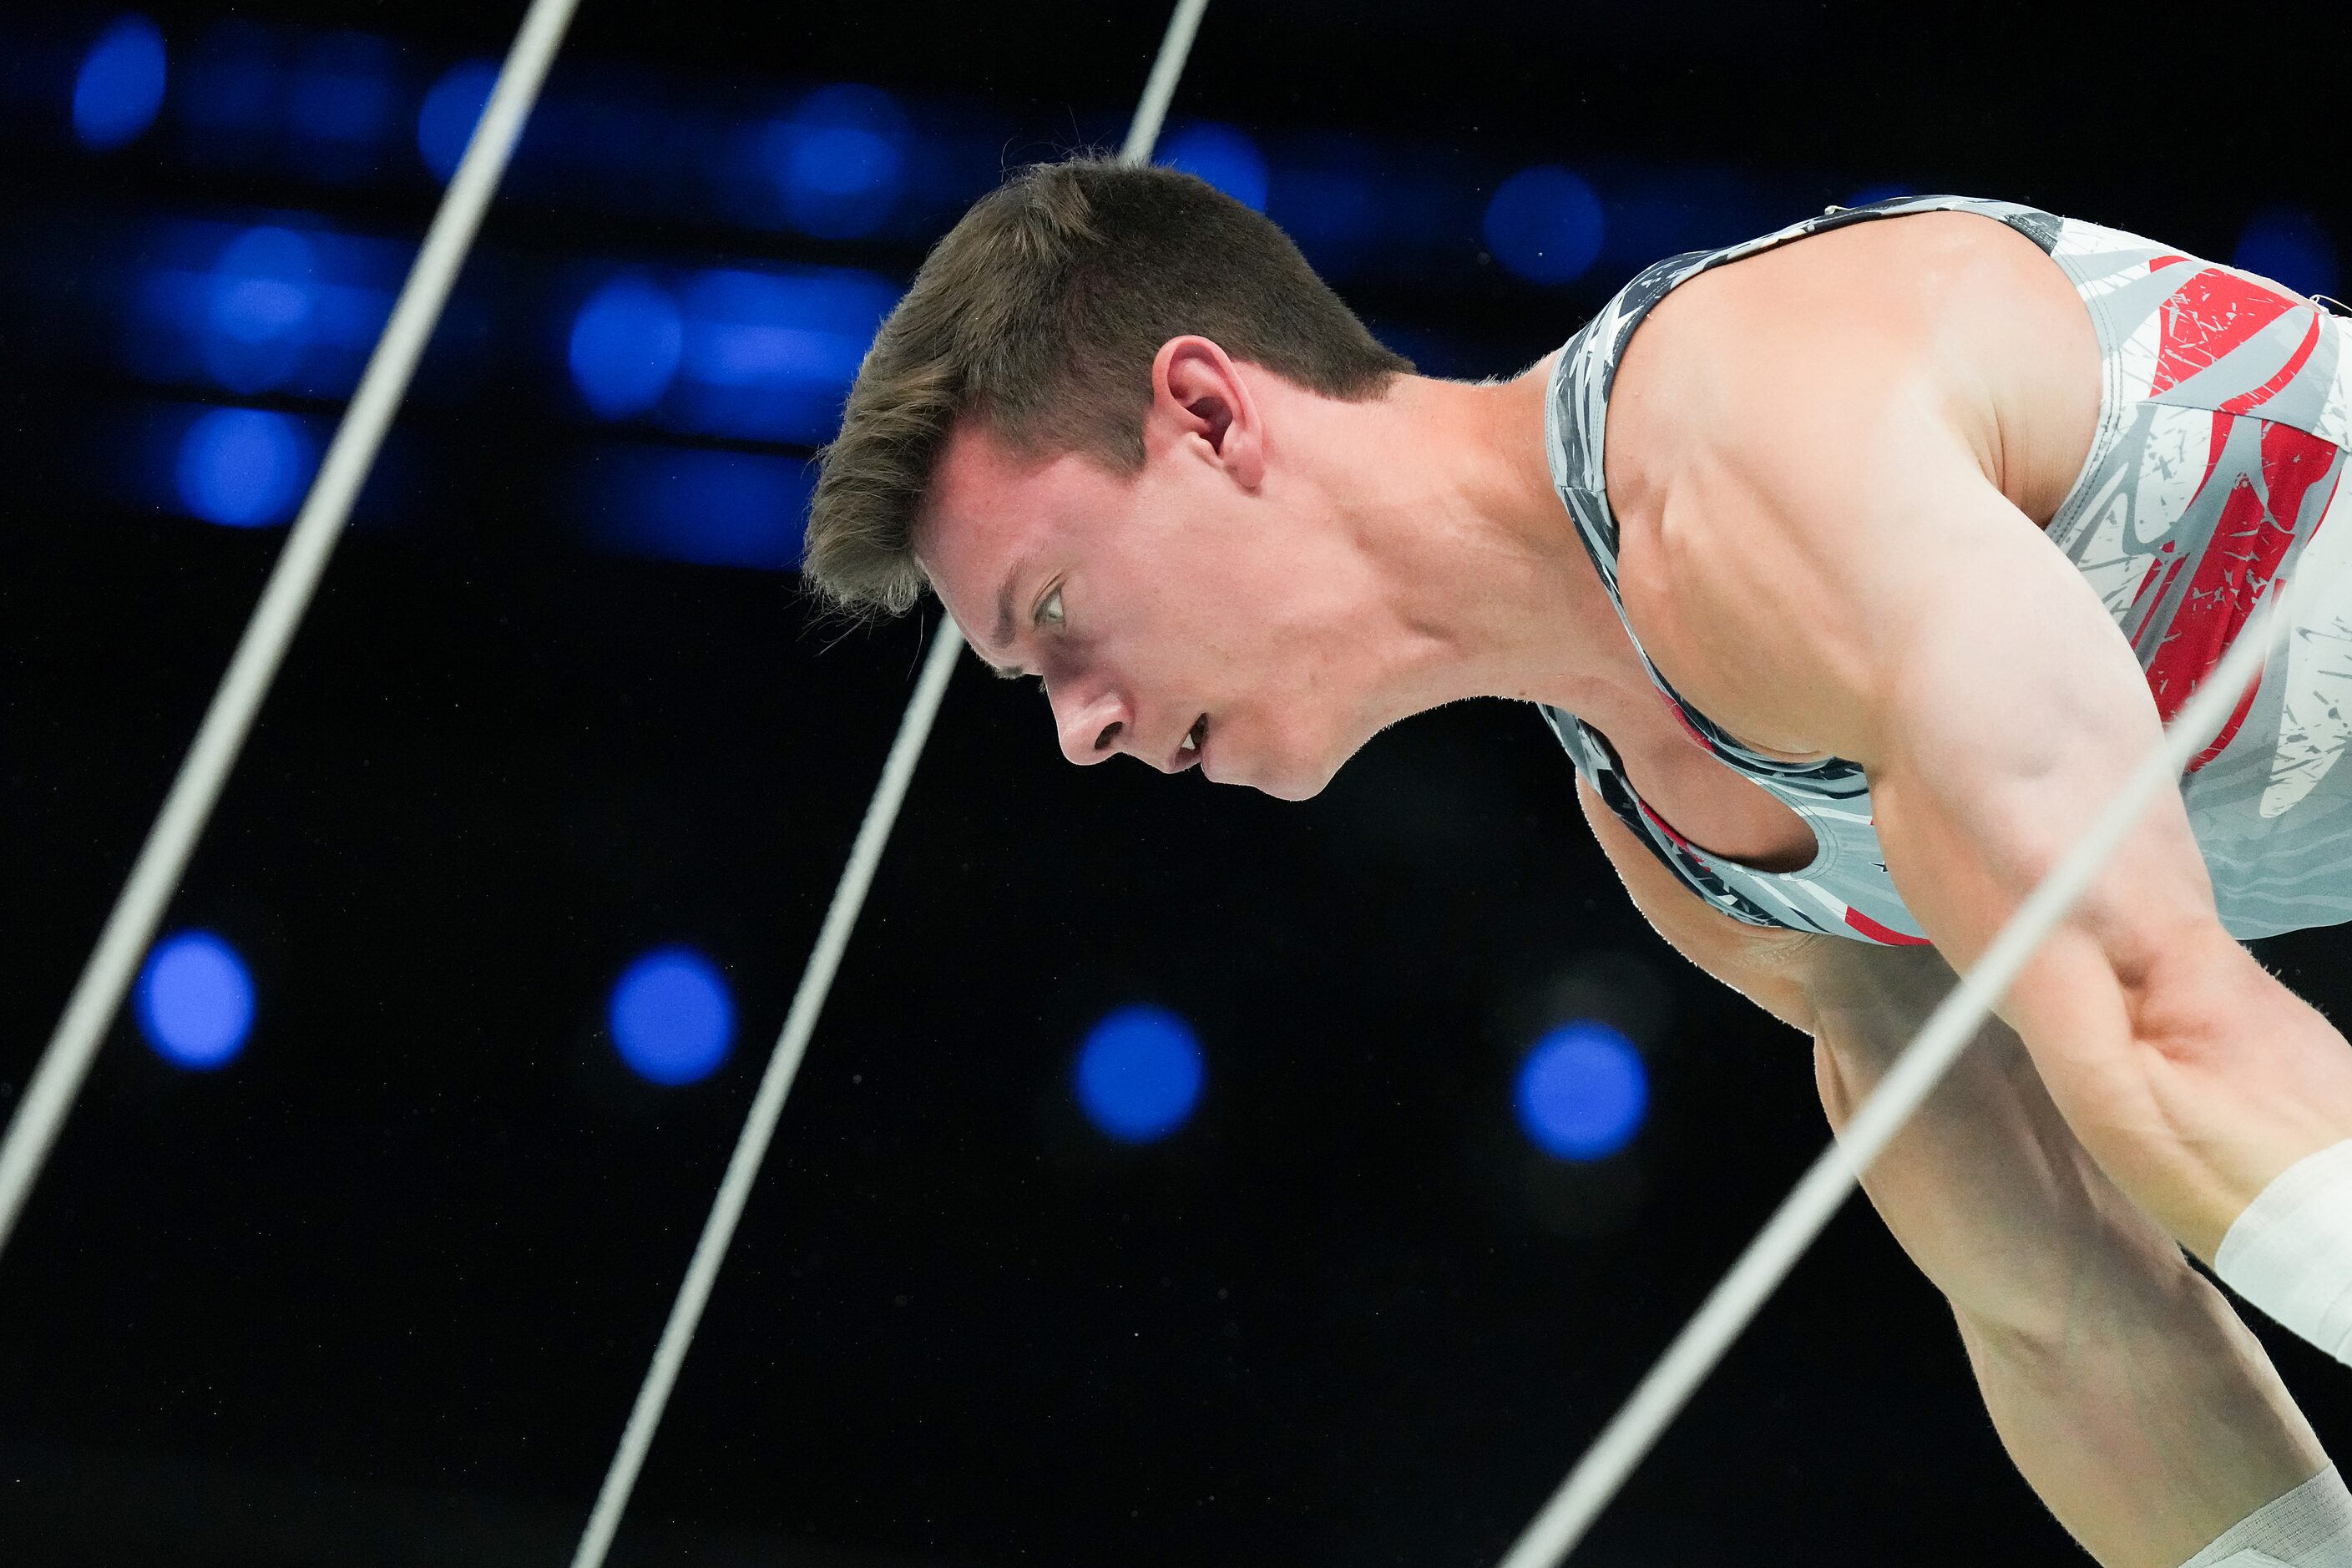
567,6,1214,1564
0,0,584,1263
1122,0,1211,164
1497,583,2304,1568
567,622,963,1568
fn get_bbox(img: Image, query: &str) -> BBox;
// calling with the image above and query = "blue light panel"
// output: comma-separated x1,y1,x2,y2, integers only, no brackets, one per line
175,407,313,528
1074,1005,1204,1145
417,58,497,183
134,930,255,1070
179,21,280,139
608,947,736,1085
1264,136,1388,281
200,225,318,393
1515,1021,1647,1161
1591,164,1768,277
285,31,398,177
1842,182,1916,209
569,276,684,419
126,219,399,398
669,266,898,444
574,443,814,570
765,83,910,240
73,15,169,151
1484,165,1606,286
1161,122,1268,211
2234,205,2340,301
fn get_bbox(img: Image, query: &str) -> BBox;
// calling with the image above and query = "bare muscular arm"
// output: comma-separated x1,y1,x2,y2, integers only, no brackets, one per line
1580,776,2328,1568
1603,209,2352,1262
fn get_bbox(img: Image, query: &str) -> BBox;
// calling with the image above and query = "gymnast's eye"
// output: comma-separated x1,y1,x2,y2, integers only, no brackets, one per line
1037,587,1065,628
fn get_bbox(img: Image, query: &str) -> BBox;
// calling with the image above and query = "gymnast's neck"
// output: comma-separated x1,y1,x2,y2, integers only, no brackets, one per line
1295,354,1659,736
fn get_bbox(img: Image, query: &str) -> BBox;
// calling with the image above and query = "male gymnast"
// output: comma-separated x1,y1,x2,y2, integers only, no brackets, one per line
803,160,2352,1567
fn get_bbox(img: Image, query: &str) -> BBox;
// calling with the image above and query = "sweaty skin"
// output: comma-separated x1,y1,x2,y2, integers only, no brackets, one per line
917,210,2347,1562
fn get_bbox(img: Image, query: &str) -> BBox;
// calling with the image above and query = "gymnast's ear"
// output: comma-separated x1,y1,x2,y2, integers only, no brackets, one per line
1151,335,1264,490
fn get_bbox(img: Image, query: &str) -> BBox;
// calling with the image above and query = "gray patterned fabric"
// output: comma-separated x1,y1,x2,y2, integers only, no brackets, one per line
1540,194,2352,943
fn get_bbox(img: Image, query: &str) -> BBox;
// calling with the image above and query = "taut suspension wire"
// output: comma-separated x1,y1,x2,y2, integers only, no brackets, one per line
0,0,584,1263
1495,580,2304,1568
564,5,1213,1565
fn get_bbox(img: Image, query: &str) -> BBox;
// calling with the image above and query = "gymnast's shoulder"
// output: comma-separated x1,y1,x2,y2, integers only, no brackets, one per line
1591,209,2100,770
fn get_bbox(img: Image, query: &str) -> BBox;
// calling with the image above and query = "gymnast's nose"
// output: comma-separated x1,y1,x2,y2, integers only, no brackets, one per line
1055,686,1129,766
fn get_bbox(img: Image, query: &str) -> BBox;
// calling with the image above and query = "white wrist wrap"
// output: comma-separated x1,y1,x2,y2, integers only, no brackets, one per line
2216,1139,2352,1366
2179,1466,2352,1568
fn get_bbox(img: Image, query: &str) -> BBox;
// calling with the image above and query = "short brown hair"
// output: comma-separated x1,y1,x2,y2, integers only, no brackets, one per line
803,155,1412,617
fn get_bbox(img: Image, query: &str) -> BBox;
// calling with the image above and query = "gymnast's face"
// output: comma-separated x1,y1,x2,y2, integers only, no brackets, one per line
918,336,1384,801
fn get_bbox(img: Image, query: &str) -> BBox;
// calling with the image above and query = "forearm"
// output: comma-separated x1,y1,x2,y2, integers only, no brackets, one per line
1956,1272,2323,1568
1999,924,2352,1264
1812,946,2325,1568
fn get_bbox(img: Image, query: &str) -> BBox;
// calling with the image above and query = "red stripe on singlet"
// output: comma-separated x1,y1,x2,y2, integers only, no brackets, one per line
2147,423,2340,771
1843,907,1932,946
2150,267,2304,397
1636,799,1695,850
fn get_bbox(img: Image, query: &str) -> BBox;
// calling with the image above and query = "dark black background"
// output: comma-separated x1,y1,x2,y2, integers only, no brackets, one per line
2,2,2348,1564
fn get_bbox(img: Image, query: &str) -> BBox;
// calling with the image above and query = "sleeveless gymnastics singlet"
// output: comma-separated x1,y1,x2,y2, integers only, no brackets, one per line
1542,193,2352,944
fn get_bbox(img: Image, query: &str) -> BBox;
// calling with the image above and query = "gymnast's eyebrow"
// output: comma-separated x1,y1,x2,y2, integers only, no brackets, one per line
984,550,1043,670
965,582,1027,679
989,562,1022,653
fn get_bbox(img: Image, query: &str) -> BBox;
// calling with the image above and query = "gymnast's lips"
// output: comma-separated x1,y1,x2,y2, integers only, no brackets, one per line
1165,713,1207,773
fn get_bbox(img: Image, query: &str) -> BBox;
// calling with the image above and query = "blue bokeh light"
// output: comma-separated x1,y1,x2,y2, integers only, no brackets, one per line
417,58,497,183
672,266,897,443
202,226,318,392
125,218,400,398
1074,1005,1204,1145
1161,122,1268,211
680,269,873,387
1484,165,1606,286
73,15,169,151
569,276,684,419
765,84,909,240
2234,205,2341,301
608,947,736,1085
1514,1021,1648,1161
175,407,313,527
134,930,255,1070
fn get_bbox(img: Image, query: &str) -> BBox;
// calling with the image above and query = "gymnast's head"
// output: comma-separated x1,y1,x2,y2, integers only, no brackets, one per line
804,155,1420,802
